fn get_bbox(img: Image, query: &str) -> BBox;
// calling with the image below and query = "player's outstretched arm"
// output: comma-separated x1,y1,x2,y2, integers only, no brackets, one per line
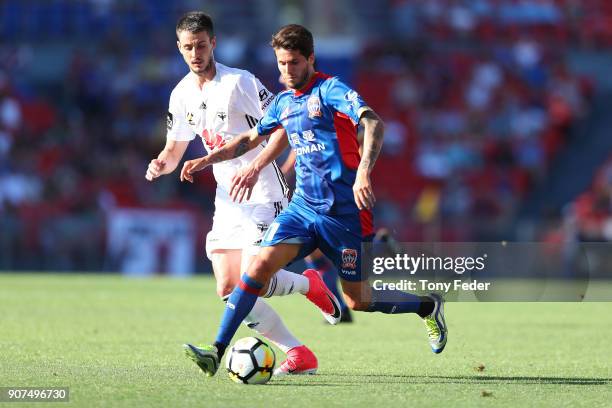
180,128,261,183
145,139,189,181
229,128,288,202
354,110,385,210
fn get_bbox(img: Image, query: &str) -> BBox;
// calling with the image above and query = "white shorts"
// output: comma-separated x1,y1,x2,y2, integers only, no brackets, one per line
205,196,287,260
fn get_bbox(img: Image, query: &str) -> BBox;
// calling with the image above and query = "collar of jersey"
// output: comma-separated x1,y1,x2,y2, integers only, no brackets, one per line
188,62,222,88
292,72,330,97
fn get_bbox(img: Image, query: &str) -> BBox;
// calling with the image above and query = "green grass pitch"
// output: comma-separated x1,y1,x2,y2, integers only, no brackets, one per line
1,273,611,407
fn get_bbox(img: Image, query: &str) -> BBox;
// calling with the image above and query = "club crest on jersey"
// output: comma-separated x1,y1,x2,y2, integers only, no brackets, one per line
307,96,322,118
166,111,173,130
186,112,195,125
216,111,227,122
302,130,315,142
341,248,358,270
199,101,207,110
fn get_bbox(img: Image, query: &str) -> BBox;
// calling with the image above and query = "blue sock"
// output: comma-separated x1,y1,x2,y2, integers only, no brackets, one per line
306,256,348,311
366,289,422,314
214,275,263,349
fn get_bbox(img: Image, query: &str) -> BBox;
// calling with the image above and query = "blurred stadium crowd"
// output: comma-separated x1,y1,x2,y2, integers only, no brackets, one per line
1,0,611,272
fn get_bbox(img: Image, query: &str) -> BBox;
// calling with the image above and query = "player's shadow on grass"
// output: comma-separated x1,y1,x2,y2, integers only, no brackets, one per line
312,373,611,386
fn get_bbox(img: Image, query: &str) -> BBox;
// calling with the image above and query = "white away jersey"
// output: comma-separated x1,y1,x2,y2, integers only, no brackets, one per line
166,62,289,203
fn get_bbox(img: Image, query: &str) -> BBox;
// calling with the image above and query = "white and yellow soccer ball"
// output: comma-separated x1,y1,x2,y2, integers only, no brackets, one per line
226,337,275,384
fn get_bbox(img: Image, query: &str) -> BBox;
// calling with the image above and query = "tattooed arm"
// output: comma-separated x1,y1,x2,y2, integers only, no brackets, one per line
229,128,289,202
353,109,385,210
180,128,261,183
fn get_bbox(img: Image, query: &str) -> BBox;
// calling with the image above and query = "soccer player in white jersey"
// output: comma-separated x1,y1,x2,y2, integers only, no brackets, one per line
145,11,343,376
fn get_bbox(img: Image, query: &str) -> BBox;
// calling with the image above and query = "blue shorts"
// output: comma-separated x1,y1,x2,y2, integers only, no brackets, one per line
260,195,374,282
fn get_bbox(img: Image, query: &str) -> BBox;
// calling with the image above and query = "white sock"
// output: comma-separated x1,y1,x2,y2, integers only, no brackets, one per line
262,269,309,297
243,298,301,353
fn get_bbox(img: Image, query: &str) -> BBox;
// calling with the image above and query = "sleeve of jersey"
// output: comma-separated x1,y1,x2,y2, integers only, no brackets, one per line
323,77,370,124
255,97,281,136
237,73,276,121
166,89,195,141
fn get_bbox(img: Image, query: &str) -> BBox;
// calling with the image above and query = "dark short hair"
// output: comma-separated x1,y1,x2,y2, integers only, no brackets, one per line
176,11,214,38
270,24,314,58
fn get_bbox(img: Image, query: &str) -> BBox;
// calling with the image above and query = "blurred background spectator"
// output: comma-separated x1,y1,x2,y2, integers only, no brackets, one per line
0,0,611,273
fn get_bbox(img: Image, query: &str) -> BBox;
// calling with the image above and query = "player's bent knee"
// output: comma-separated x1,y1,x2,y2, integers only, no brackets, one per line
216,284,234,298
215,276,237,298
